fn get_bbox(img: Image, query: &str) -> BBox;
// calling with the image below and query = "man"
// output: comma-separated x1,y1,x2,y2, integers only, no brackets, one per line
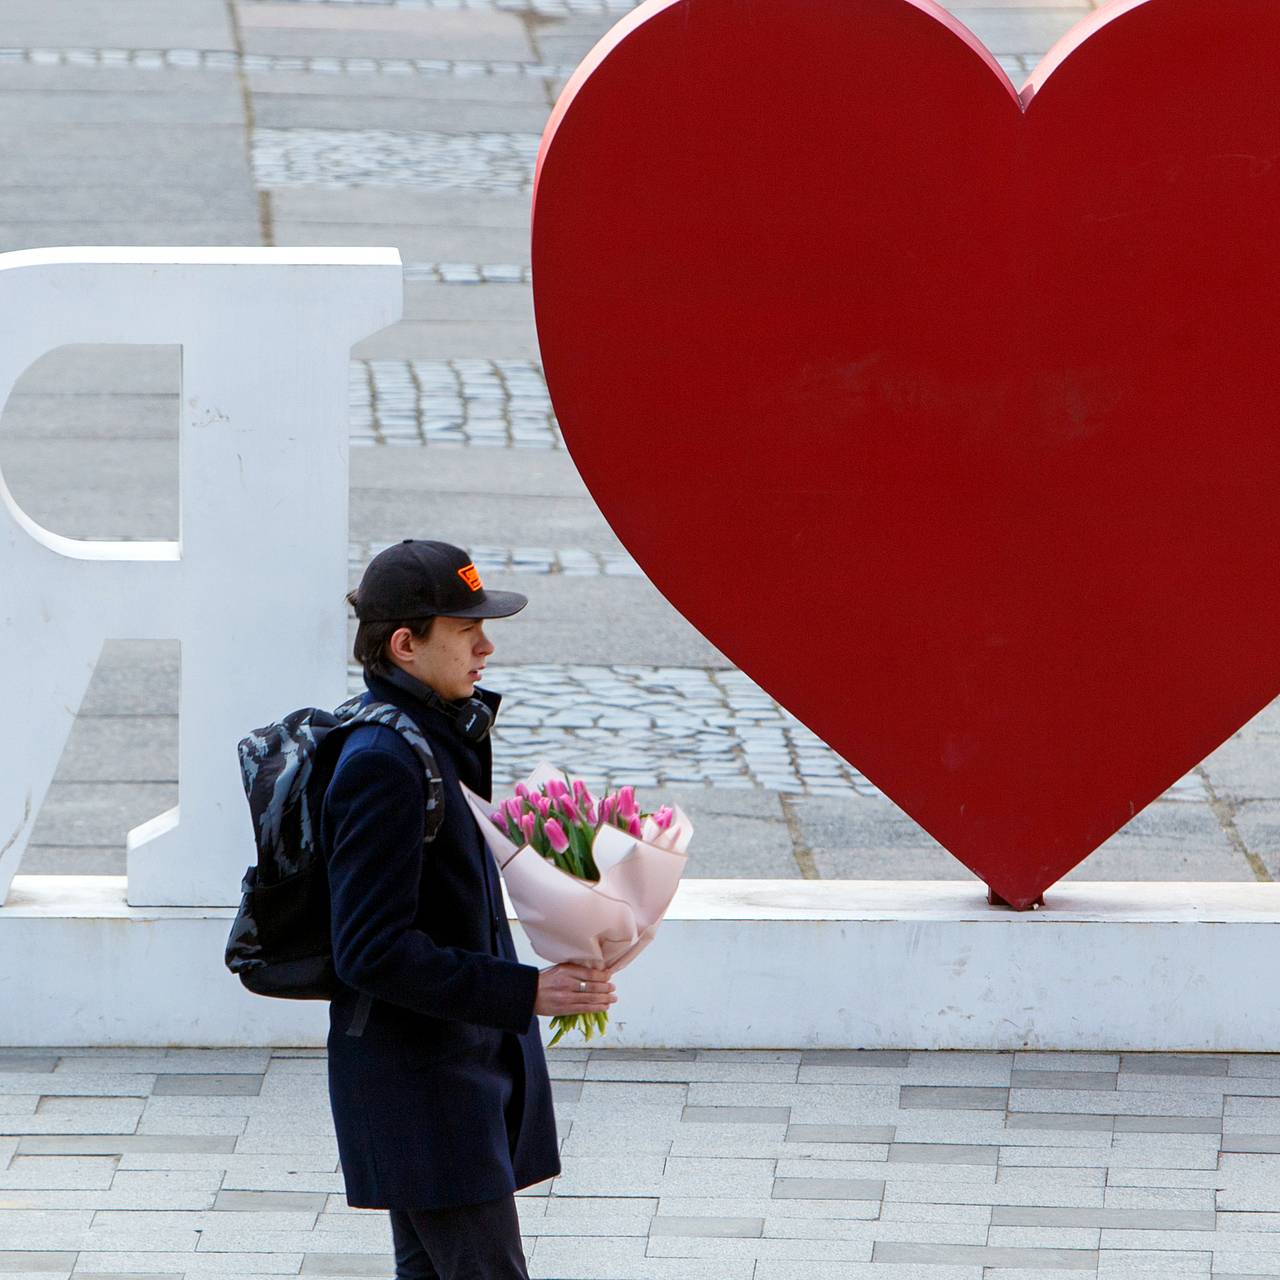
320,538,616,1279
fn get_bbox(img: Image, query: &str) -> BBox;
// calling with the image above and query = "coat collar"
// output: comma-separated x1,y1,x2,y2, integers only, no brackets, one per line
361,665,502,756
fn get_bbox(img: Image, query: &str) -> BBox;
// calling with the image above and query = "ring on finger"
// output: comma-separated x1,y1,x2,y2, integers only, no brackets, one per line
578,980,587,993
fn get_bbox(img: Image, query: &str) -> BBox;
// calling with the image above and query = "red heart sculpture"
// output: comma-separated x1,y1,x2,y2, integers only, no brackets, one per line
531,0,1280,909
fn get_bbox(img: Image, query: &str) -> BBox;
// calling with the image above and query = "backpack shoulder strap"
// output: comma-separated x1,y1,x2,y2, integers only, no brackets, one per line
342,699,446,843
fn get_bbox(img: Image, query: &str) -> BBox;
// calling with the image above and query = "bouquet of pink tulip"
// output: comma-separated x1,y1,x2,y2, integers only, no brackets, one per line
460,762,692,1047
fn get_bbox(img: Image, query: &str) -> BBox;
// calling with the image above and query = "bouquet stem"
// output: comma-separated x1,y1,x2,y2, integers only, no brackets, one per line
548,1009,610,1047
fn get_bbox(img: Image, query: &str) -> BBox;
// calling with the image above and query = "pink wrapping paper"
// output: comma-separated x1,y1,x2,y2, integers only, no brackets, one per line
459,761,692,974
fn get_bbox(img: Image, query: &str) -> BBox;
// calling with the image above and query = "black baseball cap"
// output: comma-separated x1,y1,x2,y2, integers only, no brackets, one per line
352,539,528,621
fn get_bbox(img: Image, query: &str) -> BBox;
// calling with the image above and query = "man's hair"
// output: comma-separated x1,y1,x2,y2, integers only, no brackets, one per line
347,590,435,675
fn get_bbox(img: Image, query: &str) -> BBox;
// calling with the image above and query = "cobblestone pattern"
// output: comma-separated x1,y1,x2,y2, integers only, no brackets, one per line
253,127,541,193
349,358,562,448
0,1045,1271,1280
349,539,642,577
345,661,882,795
0,46,575,79
403,262,531,284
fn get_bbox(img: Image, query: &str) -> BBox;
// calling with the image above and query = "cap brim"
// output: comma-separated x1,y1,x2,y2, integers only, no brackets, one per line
438,589,529,619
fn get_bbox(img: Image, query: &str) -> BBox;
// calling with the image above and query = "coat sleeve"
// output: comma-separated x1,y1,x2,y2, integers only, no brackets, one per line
323,741,541,1033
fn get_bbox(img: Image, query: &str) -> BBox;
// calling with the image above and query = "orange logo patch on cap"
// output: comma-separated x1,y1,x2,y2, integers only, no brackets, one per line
457,562,483,592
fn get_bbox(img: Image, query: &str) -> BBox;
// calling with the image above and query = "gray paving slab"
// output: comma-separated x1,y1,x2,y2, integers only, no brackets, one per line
151,1075,264,1096
787,1124,898,1144
23,782,175,848
247,71,553,104
351,318,539,359
47,716,176,785
0,221,260,250
0,0,233,48
252,93,552,134
649,1215,763,1237
681,1106,791,1123
240,13,535,62
401,280,533,325
275,220,528,262
0,1256,77,1273
11,345,178,397
772,1177,885,1200
270,186,531,228
1,393,175,441
0,91,244,128
0,182,253,220
0,122,249,167
0,439,177,539
900,1087,1011,1111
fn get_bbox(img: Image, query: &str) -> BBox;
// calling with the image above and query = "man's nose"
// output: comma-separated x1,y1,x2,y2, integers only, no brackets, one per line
478,632,495,656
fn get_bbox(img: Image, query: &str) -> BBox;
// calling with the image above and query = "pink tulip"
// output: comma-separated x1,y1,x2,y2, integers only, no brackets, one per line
534,794,551,819
584,797,597,824
514,782,530,801
601,795,617,823
490,810,505,827
546,779,570,802
628,815,643,838
543,818,569,854
519,812,536,844
616,785,638,820
504,797,523,824
560,796,580,823
573,778,594,808
653,805,674,831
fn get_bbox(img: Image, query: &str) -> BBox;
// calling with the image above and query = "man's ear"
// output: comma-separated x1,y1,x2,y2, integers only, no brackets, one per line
388,625,414,661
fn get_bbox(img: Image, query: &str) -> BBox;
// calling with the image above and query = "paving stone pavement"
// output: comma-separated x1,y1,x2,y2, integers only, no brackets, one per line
5,9,1280,1268
2,1046,1280,1278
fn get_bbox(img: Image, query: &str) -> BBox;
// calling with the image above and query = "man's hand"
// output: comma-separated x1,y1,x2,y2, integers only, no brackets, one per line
535,961,618,1017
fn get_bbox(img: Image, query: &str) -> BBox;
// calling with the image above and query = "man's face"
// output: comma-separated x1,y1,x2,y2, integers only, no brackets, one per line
393,615,495,701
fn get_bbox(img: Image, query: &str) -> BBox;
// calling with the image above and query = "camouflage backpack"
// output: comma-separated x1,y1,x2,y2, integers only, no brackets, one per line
225,694,444,1000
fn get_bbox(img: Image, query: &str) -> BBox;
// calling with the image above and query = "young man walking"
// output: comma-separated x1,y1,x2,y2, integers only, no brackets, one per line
320,539,617,1279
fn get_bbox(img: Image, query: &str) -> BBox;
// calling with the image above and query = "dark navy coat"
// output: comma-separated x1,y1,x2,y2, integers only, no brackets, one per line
320,668,561,1210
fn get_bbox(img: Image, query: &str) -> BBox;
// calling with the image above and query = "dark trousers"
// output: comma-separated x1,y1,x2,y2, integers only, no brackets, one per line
390,1194,530,1280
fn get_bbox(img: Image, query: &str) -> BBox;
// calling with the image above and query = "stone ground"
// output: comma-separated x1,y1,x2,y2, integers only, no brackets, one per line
5,1,1280,1276
7,1045,1280,1280
4,0,1279,889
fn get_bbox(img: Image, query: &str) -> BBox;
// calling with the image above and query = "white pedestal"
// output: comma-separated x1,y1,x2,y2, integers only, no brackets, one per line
3,875,1277,1049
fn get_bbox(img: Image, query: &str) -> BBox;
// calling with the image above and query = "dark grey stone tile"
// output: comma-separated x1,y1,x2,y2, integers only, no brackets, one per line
800,1050,910,1067
649,1216,763,1237
551,1080,583,1103
25,780,178,847
589,1048,698,1061
16,845,124,874
1222,1134,1280,1152
302,1257,391,1276
17,1135,237,1154
874,1241,1098,1267
1006,1112,1115,1132
1121,1054,1231,1077
151,1074,263,1096
214,1189,328,1211
0,1054,57,1072
786,1124,896,1144
772,1177,884,1200
991,1205,1216,1229
1113,1114,1222,1134
888,1143,999,1166
681,1106,790,1124
1010,1069,1118,1091
900,1086,1009,1111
